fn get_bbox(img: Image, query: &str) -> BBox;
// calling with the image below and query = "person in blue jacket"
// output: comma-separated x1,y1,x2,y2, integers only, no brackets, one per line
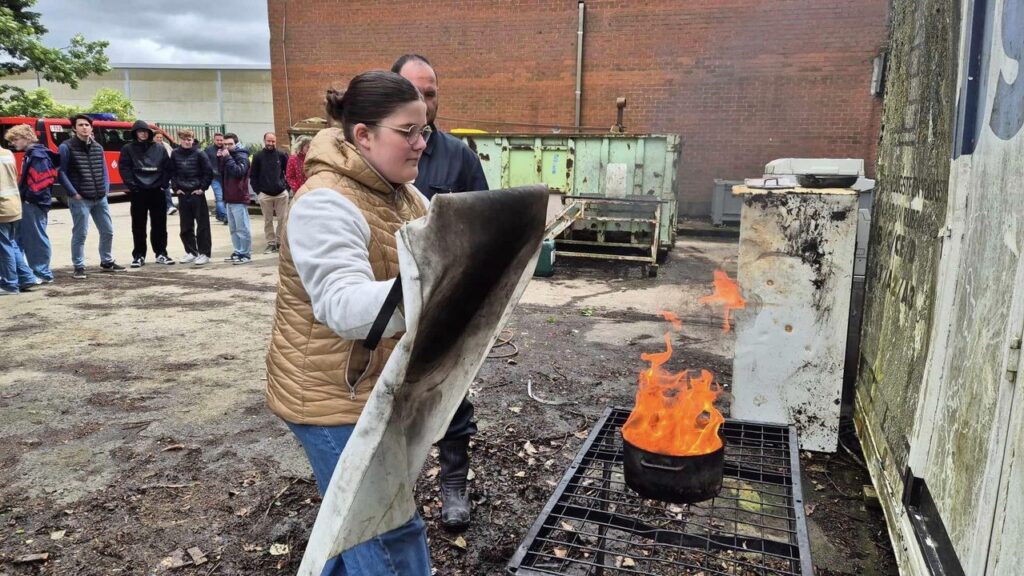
4,124,57,283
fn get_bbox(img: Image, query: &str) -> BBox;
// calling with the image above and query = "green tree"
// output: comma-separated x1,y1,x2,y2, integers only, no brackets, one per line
86,88,135,121
0,87,78,117
0,0,109,112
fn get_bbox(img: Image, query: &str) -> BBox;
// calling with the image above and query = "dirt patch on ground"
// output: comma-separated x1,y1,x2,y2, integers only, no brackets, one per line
0,238,895,575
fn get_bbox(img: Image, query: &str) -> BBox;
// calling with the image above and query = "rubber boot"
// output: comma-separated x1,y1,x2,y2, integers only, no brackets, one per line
439,436,471,531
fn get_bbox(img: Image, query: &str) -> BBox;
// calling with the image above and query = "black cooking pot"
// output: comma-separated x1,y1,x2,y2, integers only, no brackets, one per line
622,436,725,504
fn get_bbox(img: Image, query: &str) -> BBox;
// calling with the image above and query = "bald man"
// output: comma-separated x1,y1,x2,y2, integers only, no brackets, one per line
394,54,488,532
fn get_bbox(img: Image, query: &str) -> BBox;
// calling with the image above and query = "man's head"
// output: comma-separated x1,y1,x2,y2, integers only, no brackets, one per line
223,133,238,151
263,132,277,150
3,124,37,151
213,132,224,149
392,54,438,126
177,128,195,149
70,114,93,141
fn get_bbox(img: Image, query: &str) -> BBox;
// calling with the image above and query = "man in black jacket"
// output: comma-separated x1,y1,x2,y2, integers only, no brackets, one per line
119,120,174,267
167,129,214,265
394,53,490,532
250,132,290,253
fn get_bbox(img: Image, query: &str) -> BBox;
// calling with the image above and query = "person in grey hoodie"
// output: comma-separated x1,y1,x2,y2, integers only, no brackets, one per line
119,120,174,267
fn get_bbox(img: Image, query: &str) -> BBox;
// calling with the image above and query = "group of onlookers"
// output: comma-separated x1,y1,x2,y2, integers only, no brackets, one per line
0,115,313,294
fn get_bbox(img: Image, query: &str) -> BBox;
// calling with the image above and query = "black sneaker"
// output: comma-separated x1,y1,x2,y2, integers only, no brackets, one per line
155,254,176,265
223,252,240,262
73,267,87,279
131,257,144,268
232,254,252,265
101,261,127,273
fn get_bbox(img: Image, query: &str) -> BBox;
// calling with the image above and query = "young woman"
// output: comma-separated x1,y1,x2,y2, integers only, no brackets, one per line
265,71,433,575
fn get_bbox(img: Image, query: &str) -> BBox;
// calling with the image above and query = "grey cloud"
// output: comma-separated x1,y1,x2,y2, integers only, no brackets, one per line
35,0,270,65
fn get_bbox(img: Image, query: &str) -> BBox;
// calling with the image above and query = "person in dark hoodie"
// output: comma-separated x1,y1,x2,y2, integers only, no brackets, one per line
119,120,174,267
250,131,290,253
4,124,57,283
167,128,214,266
217,133,252,264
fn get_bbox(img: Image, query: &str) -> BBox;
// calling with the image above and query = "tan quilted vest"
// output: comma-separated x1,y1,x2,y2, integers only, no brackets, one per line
265,129,427,425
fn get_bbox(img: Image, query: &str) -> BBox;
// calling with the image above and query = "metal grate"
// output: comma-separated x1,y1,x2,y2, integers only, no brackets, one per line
508,407,812,575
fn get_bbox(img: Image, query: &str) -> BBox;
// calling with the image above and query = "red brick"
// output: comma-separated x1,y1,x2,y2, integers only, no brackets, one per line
268,0,887,216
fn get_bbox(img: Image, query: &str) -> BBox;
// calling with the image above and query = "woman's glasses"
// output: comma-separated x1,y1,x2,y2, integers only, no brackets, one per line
373,123,432,145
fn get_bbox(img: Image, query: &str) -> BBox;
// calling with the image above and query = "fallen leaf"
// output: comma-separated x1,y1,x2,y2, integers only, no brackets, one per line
13,552,49,563
425,466,440,479
49,530,66,540
161,444,187,452
544,459,555,468
187,547,208,565
509,406,522,414
560,521,576,532
515,471,526,478
269,543,290,556
524,441,538,455
235,507,251,517
804,503,816,516
243,543,261,552
623,557,636,567
158,549,189,569
422,505,433,518
452,536,467,550
553,547,568,558
467,468,476,481
573,430,588,439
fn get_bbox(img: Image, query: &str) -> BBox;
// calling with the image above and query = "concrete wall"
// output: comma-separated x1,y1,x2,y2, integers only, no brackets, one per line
266,0,888,217
5,66,273,146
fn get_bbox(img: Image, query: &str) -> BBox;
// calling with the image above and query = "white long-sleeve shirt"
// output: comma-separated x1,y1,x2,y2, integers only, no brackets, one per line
287,188,428,340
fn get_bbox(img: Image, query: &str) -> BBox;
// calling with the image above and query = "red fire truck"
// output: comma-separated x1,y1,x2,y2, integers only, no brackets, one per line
0,116,174,205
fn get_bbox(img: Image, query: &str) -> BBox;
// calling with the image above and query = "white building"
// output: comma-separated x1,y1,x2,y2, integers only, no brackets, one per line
6,63,273,145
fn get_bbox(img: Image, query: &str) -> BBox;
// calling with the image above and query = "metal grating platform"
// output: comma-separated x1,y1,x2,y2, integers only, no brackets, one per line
508,407,813,575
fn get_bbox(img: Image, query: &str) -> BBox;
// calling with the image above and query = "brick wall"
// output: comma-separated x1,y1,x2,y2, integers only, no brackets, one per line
268,0,888,216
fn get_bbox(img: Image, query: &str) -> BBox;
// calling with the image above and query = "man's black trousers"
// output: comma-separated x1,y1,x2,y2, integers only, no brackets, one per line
129,188,168,260
178,194,212,257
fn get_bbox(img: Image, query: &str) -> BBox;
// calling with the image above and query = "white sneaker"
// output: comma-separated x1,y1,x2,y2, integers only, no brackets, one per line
193,254,210,266
181,253,197,264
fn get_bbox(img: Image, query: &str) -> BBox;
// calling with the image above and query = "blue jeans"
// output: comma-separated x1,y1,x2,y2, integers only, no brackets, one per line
17,202,53,282
164,187,174,210
69,196,114,268
225,203,251,256
211,180,226,220
0,222,39,292
286,422,432,576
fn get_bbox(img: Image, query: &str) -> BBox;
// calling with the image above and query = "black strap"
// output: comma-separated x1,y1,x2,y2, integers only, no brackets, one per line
364,275,403,351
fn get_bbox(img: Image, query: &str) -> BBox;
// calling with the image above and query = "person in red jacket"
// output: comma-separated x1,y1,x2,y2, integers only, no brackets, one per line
286,135,310,193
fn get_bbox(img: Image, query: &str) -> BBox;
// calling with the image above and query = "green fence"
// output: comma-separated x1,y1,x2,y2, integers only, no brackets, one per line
154,122,226,147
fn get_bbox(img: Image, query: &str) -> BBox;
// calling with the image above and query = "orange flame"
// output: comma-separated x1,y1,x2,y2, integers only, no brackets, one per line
659,311,683,332
698,269,746,332
622,332,725,456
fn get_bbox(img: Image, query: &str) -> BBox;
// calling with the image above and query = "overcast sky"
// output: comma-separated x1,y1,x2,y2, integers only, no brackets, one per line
35,0,271,66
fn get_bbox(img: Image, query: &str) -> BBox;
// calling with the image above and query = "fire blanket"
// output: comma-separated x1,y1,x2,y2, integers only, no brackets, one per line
297,185,548,575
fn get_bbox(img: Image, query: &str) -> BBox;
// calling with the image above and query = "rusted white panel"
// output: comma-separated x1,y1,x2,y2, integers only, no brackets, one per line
732,186,859,452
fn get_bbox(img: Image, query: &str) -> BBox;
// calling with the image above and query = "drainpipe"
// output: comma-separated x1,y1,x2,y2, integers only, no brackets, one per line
574,1,585,130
